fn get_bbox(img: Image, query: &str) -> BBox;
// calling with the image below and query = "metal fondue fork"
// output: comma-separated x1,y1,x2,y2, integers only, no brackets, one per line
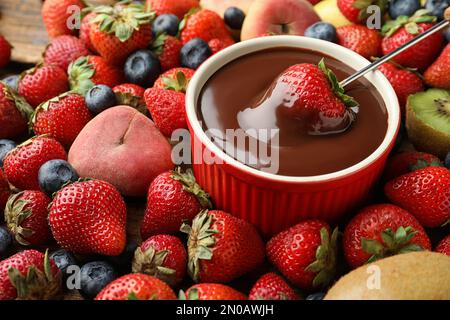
339,16,449,88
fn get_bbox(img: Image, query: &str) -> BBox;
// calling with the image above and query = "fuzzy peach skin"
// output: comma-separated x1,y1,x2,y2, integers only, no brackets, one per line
68,106,173,197
200,0,255,16
241,0,320,40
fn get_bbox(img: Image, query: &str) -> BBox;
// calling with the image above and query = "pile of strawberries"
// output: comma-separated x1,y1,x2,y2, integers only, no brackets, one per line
0,0,449,301
333,1,449,110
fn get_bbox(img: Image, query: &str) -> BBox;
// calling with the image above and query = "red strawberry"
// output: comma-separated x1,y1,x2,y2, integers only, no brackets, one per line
68,55,123,95
424,43,450,90
153,67,195,90
436,235,450,256
31,92,92,147
336,25,381,59
95,273,176,300
385,167,450,228
266,220,338,291
0,250,61,300
113,83,145,97
0,35,12,68
208,38,234,54
0,82,34,139
152,34,183,71
79,12,97,53
343,204,431,269
182,283,247,300
18,65,69,108
5,191,52,246
113,83,146,114
182,210,265,283
383,151,442,182
180,9,234,45
249,273,299,300
41,0,86,38
48,179,127,256
147,0,200,19
337,0,387,24
261,60,358,135
132,234,187,286
378,62,424,111
0,169,10,216
140,168,211,238
43,35,89,71
3,136,67,190
381,11,443,70
89,3,154,65
144,87,187,136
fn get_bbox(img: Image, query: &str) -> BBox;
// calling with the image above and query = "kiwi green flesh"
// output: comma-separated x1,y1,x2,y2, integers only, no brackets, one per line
409,89,450,134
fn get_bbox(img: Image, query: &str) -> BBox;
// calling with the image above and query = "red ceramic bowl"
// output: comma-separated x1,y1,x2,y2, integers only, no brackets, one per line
186,36,400,237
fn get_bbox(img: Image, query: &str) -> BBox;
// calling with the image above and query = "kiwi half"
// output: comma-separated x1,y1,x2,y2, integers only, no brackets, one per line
406,89,450,159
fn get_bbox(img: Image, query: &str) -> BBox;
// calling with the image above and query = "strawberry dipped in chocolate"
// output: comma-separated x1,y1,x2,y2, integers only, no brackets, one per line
237,59,359,139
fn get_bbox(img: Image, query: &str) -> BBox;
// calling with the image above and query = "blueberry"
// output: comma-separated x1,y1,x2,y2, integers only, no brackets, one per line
224,7,246,30
1,75,20,92
80,261,117,299
306,292,326,300
180,38,212,70
38,159,79,195
304,22,337,43
152,14,179,37
124,50,161,87
0,139,16,168
50,249,78,278
445,152,450,169
0,227,12,258
425,0,449,20
85,85,117,115
389,0,421,19
445,27,450,42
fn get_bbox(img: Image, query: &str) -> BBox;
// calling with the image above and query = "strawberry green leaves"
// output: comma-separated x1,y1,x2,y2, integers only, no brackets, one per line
382,9,437,37
305,227,339,289
68,56,95,95
353,0,389,21
318,59,359,110
362,226,424,264
4,193,34,246
171,168,212,208
8,250,62,300
92,1,155,42
132,246,177,286
180,210,218,283
2,83,34,122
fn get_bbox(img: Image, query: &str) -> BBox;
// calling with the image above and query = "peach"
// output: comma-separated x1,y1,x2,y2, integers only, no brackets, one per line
200,0,255,16
68,106,173,197
241,0,321,40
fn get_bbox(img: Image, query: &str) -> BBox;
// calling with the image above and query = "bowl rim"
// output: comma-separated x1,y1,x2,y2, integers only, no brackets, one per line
185,35,400,183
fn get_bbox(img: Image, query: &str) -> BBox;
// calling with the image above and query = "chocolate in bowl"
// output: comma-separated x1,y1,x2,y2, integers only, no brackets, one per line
198,47,388,177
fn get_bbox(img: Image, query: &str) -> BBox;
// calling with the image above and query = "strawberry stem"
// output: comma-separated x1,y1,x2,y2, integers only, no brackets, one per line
318,59,359,110
362,226,424,264
171,168,212,209
180,210,218,282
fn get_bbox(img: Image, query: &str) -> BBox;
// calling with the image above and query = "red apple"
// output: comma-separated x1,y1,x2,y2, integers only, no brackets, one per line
241,0,321,40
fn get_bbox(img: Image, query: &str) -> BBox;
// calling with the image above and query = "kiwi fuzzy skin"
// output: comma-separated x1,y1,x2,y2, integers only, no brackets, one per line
325,252,450,300
406,95,450,159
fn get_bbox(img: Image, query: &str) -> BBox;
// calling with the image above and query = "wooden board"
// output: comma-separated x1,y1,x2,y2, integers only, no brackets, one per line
0,0,115,64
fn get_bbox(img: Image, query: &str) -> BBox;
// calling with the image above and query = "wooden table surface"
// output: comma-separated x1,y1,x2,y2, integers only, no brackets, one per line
0,0,115,64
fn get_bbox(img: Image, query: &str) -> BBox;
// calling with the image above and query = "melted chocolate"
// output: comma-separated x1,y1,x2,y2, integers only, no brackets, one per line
198,48,388,176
